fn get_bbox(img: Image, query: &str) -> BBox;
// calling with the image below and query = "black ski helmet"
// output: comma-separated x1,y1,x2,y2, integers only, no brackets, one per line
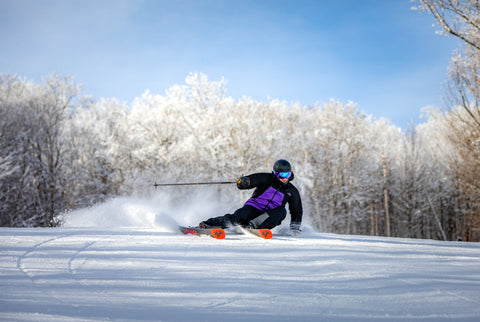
273,159,291,172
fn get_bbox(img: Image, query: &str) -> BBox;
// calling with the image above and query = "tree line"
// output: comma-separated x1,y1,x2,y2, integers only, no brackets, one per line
0,71,478,241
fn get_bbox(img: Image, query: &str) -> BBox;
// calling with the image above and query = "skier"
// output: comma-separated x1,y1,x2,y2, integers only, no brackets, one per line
199,159,303,233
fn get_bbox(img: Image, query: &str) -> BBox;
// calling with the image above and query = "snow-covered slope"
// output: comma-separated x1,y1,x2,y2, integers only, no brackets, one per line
1,197,480,321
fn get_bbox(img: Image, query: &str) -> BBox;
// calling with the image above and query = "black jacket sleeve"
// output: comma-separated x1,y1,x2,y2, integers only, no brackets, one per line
236,173,271,190
288,185,303,228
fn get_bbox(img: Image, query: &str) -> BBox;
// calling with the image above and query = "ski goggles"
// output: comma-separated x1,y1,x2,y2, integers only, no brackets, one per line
275,171,292,179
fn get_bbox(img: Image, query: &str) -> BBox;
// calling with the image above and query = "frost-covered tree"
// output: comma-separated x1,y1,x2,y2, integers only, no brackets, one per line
415,0,480,240
414,0,480,51
363,119,405,237
301,101,375,233
0,74,80,226
416,108,461,240
62,97,123,209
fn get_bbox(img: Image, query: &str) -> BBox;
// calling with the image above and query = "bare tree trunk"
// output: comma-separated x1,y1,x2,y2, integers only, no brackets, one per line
382,151,391,237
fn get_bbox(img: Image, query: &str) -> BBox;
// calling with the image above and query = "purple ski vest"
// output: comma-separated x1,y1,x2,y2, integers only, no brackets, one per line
244,187,284,211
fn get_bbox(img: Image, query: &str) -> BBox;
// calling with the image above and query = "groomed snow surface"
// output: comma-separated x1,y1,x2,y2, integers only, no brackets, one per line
2,197,480,321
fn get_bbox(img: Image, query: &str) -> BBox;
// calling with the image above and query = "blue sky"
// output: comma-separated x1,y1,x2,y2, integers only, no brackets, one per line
1,0,460,129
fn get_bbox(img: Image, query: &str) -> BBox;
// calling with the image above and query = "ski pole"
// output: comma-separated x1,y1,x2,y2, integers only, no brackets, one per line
153,181,236,187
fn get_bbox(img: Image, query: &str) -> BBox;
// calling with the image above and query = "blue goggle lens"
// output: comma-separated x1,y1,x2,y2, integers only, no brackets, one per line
276,171,291,179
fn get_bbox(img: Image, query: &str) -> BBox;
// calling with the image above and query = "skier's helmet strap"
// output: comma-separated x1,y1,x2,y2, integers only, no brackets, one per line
273,159,291,172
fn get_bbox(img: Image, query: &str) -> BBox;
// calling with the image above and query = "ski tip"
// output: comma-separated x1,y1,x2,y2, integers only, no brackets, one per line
242,227,272,239
258,229,273,239
211,228,226,239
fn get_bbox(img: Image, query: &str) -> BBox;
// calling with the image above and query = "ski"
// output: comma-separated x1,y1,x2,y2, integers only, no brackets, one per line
241,227,273,239
179,226,226,239
178,225,271,239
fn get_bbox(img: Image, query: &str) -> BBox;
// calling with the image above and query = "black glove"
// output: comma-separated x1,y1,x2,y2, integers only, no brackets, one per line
237,176,251,189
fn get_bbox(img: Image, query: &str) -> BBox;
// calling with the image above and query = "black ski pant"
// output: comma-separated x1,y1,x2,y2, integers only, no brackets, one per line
204,205,287,229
